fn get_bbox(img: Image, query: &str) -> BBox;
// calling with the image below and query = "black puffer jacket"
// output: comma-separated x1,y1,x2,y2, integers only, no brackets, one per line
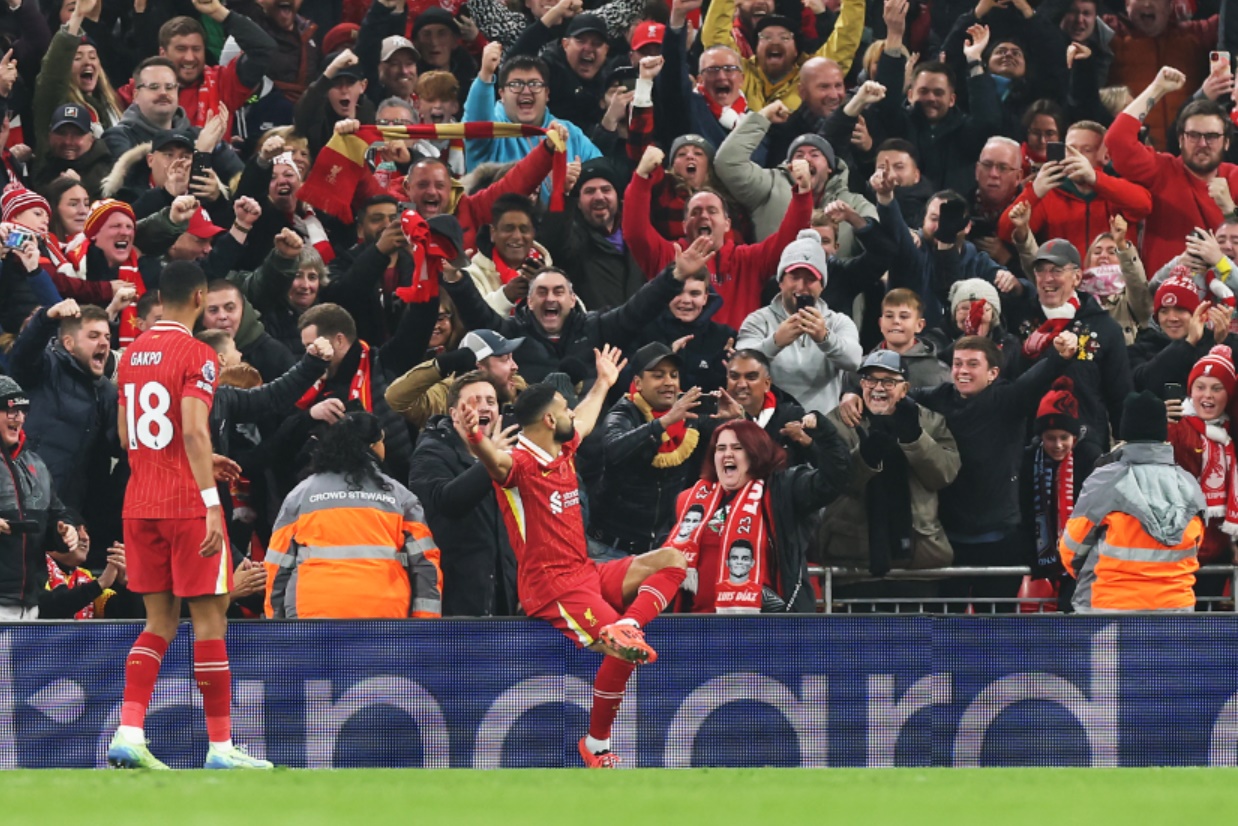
538,202,647,313
9,308,118,516
443,264,686,384
409,416,518,617
0,436,72,608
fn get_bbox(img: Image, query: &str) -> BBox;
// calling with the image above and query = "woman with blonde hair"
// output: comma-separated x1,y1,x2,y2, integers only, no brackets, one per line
34,0,124,143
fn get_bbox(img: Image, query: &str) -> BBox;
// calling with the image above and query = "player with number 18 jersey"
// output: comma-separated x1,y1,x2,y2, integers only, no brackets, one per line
118,320,225,594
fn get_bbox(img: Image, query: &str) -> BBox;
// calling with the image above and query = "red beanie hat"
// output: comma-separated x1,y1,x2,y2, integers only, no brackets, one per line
1189,345,1237,399
1154,271,1203,316
83,199,135,241
0,186,51,226
1035,377,1081,436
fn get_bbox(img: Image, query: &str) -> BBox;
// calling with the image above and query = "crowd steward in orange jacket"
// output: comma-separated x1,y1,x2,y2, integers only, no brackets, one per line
265,412,442,619
1061,390,1204,613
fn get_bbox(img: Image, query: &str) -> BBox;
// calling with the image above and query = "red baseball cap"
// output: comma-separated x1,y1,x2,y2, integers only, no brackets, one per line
187,208,226,240
631,22,665,51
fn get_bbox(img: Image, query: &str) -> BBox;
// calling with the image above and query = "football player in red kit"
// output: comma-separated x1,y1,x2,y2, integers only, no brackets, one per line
107,260,272,770
456,240,716,768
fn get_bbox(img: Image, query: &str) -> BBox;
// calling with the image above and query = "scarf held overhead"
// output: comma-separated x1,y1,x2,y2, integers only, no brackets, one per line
670,478,768,613
299,123,568,223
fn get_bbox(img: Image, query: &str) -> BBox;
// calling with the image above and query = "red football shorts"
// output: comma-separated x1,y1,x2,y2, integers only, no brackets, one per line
530,556,634,649
124,517,233,598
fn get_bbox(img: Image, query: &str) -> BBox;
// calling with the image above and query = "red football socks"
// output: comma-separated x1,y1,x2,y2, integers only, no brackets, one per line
194,639,232,743
120,632,168,728
622,565,687,627
589,656,636,741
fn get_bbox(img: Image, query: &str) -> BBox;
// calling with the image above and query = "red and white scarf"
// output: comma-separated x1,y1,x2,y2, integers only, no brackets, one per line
1022,294,1080,360
296,339,373,411
69,241,144,346
1182,405,1238,535
696,83,748,132
670,478,768,613
189,66,221,130
751,390,777,429
291,203,335,265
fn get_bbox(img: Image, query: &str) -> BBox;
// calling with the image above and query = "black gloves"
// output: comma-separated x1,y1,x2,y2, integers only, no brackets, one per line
891,398,922,444
435,347,477,376
858,425,899,468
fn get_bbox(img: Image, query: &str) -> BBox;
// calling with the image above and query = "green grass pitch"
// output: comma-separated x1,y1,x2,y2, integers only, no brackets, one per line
1,768,1235,825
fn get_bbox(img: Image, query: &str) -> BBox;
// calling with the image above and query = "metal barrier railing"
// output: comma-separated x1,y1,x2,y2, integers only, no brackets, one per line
807,565,1238,614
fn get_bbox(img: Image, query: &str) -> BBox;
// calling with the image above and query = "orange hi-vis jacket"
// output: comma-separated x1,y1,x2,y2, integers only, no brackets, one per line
265,470,442,619
1060,442,1205,613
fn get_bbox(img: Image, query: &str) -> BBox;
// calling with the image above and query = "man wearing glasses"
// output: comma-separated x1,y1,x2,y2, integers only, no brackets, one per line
102,57,243,185
464,42,601,203
701,0,865,110
822,349,959,585
1105,66,1238,274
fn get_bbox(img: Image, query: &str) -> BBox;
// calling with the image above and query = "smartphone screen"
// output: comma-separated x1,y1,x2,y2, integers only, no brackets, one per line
795,294,815,311
1046,142,1066,162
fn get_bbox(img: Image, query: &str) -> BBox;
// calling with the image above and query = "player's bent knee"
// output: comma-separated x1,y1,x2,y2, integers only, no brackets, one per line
645,547,687,570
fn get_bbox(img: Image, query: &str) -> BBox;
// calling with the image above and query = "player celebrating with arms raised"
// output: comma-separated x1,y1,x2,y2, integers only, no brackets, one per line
456,242,717,769
107,260,272,771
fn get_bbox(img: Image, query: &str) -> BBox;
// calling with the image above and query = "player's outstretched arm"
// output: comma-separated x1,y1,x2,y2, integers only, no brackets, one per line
183,397,226,558
454,400,513,483
572,345,628,440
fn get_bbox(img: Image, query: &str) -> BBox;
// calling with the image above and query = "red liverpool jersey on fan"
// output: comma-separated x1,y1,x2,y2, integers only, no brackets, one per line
495,432,594,613
117,321,218,519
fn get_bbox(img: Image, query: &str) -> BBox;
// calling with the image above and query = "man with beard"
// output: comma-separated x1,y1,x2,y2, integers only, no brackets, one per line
126,0,276,131
1105,67,1238,274
464,44,601,202
822,349,960,582
626,148,813,329
590,342,743,560
701,0,864,110
8,300,119,521
387,330,524,429
409,372,520,616
295,50,376,156
540,159,646,312
459,346,689,769
1102,0,1218,150
714,99,877,253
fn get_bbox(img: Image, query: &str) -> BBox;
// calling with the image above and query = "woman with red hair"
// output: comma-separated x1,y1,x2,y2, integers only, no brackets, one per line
667,417,849,613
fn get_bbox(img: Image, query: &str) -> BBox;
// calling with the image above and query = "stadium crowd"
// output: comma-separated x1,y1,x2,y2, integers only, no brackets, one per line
0,0,1234,620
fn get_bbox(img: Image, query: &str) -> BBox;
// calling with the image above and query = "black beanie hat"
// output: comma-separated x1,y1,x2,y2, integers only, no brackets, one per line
1119,390,1168,443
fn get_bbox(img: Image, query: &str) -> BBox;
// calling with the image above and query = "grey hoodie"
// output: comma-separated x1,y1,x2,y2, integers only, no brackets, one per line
736,294,862,415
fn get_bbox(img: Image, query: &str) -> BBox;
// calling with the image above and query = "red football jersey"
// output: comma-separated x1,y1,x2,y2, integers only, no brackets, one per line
495,432,594,614
117,321,218,519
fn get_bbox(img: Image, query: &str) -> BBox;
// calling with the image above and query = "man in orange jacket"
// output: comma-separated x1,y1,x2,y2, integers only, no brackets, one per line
1060,390,1205,613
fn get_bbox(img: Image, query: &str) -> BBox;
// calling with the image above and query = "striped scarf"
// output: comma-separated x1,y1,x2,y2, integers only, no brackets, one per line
300,123,567,223
630,390,700,468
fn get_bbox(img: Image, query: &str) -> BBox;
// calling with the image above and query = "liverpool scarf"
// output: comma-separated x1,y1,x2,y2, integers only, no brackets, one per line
71,241,144,346
751,390,777,429
45,557,109,620
630,390,699,468
296,339,373,411
395,209,445,305
300,123,568,222
1022,295,1080,360
1032,445,1074,576
1182,405,1238,535
696,84,748,132
670,478,768,613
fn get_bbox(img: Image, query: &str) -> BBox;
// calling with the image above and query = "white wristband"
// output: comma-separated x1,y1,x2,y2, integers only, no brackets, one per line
201,487,221,508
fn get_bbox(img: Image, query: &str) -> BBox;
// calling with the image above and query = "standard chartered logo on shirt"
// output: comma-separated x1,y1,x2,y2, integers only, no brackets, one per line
548,489,581,515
